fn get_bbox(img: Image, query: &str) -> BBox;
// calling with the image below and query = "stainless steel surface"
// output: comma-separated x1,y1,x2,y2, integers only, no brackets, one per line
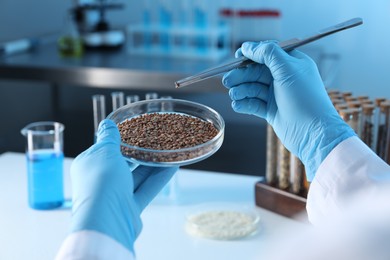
175,17,363,89
0,43,226,92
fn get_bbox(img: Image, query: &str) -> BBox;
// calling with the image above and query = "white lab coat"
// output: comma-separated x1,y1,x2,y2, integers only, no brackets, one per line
56,136,390,260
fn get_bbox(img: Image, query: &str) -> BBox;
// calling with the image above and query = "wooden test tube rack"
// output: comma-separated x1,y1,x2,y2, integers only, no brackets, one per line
255,180,308,222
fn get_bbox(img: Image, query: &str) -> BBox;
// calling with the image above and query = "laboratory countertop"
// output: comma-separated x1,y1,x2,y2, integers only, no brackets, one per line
0,152,305,260
0,43,227,92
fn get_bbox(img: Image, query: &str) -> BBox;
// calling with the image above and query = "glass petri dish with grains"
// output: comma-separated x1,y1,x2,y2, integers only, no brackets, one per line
107,99,225,167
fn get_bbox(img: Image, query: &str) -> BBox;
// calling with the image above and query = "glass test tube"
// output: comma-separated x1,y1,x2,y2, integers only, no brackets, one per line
335,103,348,113
374,98,387,155
342,91,353,101
331,94,343,101
377,102,390,161
344,96,357,103
327,89,340,97
265,124,278,186
331,97,345,107
385,102,390,164
126,95,140,105
357,95,369,102
158,0,173,50
339,108,360,135
361,104,375,149
193,0,211,52
360,99,373,105
160,95,173,111
175,0,191,50
346,100,361,109
290,155,305,195
145,92,159,100
346,101,362,137
92,94,106,139
277,139,290,190
142,0,152,49
145,92,159,112
111,91,125,111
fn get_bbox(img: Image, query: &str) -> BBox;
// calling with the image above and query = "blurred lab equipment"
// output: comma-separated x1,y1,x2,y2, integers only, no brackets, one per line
0,38,38,57
72,0,125,49
58,10,84,57
127,0,230,60
20,122,65,210
175,17,363,88
220,7,281,50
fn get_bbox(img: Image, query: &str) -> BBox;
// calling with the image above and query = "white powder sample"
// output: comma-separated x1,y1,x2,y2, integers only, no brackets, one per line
186,210,259,240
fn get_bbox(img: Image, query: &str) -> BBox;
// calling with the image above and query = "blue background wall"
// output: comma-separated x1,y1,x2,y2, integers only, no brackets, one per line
1,0,389,175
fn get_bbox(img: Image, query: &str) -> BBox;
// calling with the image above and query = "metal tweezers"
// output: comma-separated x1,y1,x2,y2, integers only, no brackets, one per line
175,17,363,89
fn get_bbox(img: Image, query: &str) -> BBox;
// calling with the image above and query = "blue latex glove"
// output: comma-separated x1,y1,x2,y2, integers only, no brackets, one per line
70,119,178,253
222,41,355,181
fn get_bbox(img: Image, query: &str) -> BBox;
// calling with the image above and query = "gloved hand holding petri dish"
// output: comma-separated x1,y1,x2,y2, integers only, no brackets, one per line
107,98,225,167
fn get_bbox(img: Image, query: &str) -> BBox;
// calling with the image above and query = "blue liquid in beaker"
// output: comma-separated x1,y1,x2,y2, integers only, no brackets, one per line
26,150,64,209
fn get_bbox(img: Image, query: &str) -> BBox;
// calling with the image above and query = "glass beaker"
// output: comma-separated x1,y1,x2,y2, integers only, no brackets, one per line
21,122,65,210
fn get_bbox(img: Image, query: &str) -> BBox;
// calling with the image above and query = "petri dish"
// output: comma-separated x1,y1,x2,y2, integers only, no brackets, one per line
107,99,225,167
185,203,260,240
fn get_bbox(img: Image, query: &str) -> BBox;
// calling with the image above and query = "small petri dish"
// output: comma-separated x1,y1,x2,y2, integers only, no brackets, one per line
107,99,225,167
185,203,260,240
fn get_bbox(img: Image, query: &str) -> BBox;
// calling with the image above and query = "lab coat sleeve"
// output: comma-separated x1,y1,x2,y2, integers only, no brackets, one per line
55,230,135,260
306,136,390,225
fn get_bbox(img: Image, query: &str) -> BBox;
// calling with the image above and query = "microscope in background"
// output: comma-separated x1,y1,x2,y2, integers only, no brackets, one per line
73,0,126,49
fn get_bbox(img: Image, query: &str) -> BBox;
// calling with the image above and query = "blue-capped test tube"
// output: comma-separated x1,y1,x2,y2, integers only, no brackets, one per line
193,0,208,52
158,0,173,50
142,0,152,49
175,0,191,50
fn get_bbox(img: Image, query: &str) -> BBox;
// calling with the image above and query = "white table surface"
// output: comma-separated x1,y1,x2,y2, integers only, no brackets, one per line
0,152,305,260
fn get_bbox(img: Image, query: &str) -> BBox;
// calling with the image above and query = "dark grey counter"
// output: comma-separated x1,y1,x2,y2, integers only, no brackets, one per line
0,43,226,92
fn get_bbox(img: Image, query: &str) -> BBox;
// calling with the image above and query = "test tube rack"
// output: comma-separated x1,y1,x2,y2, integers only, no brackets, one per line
255,180,308,222
255,91,390,222
126,23,231,60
